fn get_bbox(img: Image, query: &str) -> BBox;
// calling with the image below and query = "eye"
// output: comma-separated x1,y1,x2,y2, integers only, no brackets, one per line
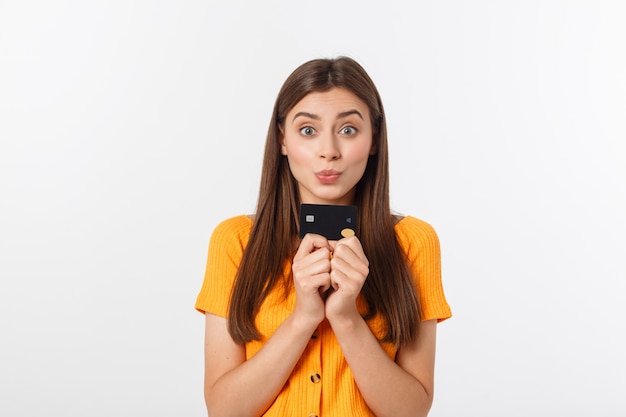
299,126,316,136
340,126,357,136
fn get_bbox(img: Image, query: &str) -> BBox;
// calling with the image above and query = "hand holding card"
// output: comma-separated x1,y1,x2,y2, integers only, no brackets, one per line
299,204,357,240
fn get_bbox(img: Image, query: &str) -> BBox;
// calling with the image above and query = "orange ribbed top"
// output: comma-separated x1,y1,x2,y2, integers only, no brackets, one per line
195,215,451,416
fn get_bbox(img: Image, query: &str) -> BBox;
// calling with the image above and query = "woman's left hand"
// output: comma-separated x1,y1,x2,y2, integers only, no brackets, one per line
324,236,370,321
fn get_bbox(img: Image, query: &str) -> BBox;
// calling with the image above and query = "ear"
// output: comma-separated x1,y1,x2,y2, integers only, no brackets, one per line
278,126,288,156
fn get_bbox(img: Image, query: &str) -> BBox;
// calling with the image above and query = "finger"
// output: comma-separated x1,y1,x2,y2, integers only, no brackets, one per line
294,233,331,261
297,271,331,296
333,236,367,259
331,253,369,280
333,237,368,265
303,256,333,277
306,271,332,289
293,247,331,276
330,273,339,291
318,280,331,294
329,266,365,297
330,242,370,286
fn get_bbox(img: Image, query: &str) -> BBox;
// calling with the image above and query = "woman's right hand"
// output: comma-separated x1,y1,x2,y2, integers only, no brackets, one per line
204,233,334,416
291,233,333,326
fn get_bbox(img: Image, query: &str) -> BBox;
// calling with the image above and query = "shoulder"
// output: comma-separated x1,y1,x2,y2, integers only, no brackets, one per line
393,215,440,252
212,214,254,236
209,215,254,251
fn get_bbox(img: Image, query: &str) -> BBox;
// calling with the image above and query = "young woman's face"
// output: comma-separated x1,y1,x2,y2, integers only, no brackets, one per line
280,88,375,206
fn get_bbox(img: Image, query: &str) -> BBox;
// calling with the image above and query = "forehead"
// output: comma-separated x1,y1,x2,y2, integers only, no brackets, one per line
287,88,370,119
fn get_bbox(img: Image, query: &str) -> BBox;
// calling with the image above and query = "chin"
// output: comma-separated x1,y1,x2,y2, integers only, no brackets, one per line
316,194,353,206
300,183,355,205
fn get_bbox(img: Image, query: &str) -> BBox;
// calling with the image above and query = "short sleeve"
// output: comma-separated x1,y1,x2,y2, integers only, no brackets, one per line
194,216,253,317
395,216,452,322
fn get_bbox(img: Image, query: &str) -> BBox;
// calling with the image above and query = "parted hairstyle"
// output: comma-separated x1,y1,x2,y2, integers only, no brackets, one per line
227,56,421,347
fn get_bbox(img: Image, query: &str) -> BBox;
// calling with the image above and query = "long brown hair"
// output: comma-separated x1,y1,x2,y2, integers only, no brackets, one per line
227,56,421,347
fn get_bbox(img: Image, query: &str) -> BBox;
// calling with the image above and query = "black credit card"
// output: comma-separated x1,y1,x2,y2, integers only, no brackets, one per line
299,204,357,240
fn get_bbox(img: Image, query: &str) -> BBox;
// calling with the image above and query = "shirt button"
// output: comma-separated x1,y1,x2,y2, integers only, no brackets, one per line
311,330,318,339
310,373,321,383
308,414,318,417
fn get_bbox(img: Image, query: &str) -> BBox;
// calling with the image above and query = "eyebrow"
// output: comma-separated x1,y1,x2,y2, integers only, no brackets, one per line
291,109,364,123
292,111,319,122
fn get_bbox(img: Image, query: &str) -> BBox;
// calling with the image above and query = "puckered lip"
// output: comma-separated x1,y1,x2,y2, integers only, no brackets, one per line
315,169,342,176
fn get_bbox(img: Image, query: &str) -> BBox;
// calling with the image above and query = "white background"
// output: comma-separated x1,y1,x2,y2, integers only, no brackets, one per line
1,1,625,416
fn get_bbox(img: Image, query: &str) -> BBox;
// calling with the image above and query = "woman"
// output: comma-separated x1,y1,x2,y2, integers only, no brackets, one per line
195,56,451,417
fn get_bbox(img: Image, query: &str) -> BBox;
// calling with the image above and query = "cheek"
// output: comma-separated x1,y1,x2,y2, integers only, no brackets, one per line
283,152,307,178
284,141,312,165
347,142,374,163
284,151,301,168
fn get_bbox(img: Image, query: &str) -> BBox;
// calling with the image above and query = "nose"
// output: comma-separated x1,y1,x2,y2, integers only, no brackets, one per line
318,132,341,160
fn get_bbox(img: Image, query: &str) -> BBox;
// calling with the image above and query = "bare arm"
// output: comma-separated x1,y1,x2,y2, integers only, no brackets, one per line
203,312,318,416
325,237,437,417
329,316,437,417
203,234,333,416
